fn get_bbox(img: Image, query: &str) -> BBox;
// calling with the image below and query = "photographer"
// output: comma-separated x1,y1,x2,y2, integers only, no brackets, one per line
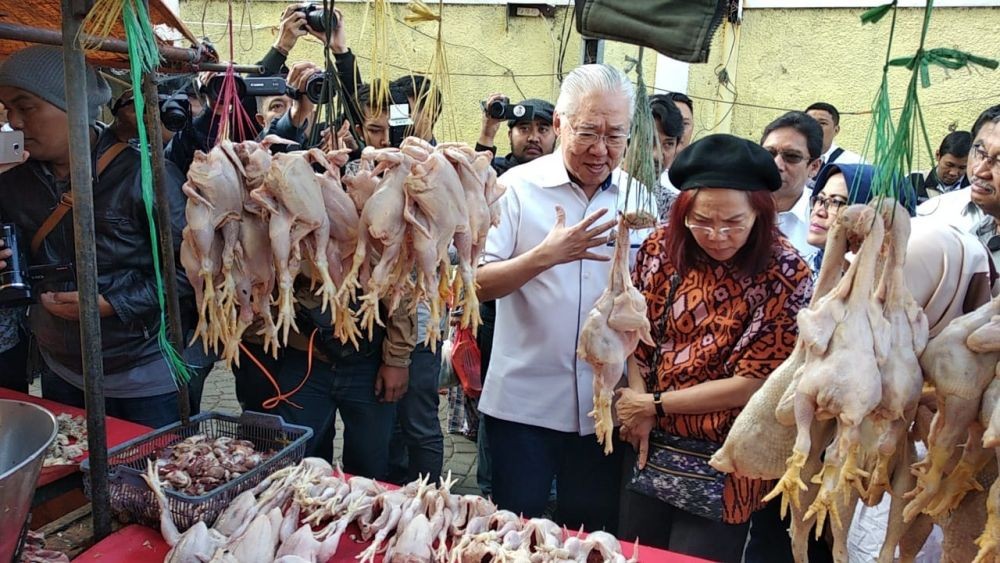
475,94,556,176
0,46,200,428
108,88,178,146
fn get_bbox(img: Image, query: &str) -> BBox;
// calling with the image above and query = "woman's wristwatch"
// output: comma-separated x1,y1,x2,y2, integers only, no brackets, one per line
652,391,666,417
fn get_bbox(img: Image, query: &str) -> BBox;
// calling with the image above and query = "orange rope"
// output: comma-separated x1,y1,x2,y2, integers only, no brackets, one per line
238,329,318,410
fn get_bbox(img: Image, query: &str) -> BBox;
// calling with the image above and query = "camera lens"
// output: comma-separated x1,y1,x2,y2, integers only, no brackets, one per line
487,100,506,119
159,95,191,132
304,6,337,34
304,74,330,105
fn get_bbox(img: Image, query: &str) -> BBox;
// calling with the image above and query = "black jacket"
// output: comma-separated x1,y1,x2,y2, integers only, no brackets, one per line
0,125,191,374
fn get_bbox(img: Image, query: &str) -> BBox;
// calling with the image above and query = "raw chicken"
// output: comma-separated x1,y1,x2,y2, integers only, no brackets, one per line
711,206,850,480
973,376,1000,562
181,141,246,355
903,297,1000,522
251,150,340,344
437,143,503,331
402,143,472,350
340,147,418,339
865,204,928,500
766,204,889,533
577,213,654,454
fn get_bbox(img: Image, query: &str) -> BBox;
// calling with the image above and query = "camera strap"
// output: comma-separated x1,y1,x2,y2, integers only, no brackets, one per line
30,142,130,255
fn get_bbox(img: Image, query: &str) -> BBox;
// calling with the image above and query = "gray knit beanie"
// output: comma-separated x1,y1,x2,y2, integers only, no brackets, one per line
0,46,111,123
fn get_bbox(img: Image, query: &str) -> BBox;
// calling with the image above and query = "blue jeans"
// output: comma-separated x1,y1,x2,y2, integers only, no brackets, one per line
39,366,203,429
233,343,395,480
485,415,623,533
388,344,444,483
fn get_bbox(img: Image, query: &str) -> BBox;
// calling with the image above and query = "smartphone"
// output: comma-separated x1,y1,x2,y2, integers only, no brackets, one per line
0,130,24,165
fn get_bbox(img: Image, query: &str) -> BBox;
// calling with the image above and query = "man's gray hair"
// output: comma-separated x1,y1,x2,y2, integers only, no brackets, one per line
555,64,635,121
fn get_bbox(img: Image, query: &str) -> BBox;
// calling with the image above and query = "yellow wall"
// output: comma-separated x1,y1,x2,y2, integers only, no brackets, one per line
179,1,656,154
687,7,1000,170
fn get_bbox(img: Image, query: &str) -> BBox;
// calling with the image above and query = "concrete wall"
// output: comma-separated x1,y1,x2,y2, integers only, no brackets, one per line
178,1,657,154
687,7,1000,169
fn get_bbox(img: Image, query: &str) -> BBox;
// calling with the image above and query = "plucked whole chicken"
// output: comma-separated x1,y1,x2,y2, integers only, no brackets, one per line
180,137,504,368
767,205,889,530
142,455,642,562
577,212,654,454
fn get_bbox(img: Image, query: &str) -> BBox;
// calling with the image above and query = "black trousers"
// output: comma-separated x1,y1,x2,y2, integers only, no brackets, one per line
485,415,623,533
0,329,29,393
618,447,750,563
744,498,834,563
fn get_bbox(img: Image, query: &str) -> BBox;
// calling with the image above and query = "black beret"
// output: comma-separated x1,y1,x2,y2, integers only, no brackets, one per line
508,98,554,127
668,133,782,192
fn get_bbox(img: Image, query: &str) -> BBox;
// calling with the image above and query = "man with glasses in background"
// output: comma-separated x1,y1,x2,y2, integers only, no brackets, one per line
667,92,694,149
759,112,825,259
967,106,1000,267
475,64,650,534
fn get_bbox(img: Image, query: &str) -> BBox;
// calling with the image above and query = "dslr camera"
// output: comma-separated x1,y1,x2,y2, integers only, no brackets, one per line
295,4,338,33
0,224,74,308
388,103,413,148
287,72,333,105
157,93,191,132
482,97,534,121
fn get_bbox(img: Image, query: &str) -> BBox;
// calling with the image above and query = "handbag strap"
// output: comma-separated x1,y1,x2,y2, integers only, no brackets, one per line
646,273,682,394
29,142,129,255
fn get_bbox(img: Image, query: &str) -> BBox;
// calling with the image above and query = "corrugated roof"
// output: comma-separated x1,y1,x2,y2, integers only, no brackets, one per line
0,0,201,68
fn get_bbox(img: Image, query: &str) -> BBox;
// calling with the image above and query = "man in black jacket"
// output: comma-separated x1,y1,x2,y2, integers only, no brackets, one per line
474,95,556,177
0,46,197,428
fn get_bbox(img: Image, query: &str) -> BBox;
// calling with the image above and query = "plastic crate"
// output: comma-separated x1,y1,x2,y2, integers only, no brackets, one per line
80,411,312,531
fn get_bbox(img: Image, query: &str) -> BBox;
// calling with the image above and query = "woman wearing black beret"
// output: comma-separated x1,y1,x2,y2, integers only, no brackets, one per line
615,134,815,562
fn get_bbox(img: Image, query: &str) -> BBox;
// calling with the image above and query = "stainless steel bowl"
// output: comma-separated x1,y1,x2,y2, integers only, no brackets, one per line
0,400,57,563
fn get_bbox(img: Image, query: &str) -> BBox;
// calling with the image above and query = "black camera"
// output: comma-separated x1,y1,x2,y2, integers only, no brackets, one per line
482,98,534,121
0,224,75,308
158,93,191,132
295,4,338,34
203,75,288,103
287,73,333,105
388,103,413,148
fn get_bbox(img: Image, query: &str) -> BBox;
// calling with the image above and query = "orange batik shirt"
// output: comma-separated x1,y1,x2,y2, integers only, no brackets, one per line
632,226,813,524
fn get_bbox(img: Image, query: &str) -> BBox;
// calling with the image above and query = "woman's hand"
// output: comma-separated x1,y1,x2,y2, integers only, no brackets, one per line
616,387,658,468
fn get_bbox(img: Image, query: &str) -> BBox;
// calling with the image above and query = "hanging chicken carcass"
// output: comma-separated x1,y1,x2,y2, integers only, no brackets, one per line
180,140,247,356
766,204,889,533
577,212,655,454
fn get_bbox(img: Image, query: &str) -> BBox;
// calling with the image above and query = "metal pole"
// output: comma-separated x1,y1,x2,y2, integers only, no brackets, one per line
61,0,111,541
140,72,191,425
0,22,264,74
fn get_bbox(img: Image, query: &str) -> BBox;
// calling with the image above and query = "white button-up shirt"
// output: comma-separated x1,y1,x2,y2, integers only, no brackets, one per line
479,152,651,435
777,189,813,260
822,143,864,165
916,187,984,233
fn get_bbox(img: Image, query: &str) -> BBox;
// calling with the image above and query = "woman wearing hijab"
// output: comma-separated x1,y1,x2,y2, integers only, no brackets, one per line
614,134,814,562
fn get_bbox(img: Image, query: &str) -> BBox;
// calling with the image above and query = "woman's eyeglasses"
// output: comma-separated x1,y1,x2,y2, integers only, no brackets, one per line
684,218,749,238
810,194,849,213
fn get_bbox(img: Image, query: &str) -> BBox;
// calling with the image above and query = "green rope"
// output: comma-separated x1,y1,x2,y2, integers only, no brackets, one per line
858,1,997,211
623,49,658,216
123,0,192,386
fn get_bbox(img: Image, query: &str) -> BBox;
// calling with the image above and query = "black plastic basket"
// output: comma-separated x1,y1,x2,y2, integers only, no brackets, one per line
80,411,312,531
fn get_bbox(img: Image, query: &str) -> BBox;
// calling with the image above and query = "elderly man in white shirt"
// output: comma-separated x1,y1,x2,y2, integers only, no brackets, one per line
760,111,824,260
476,64,648,533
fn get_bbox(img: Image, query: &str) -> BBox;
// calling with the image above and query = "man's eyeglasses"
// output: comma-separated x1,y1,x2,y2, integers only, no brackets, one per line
763,147,810,165
566,122,629,149
684,218,749,238
809,194,849,213
971,142,1000,175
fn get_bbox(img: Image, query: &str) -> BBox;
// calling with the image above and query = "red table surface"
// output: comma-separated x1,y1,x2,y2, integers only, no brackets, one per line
72,523,713,563
0,388,153,487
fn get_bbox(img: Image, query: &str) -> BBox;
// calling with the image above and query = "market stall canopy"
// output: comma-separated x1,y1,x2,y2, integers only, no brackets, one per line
0,0,203,69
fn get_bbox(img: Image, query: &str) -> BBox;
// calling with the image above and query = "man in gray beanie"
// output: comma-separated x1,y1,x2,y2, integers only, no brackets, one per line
0,45,205,428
